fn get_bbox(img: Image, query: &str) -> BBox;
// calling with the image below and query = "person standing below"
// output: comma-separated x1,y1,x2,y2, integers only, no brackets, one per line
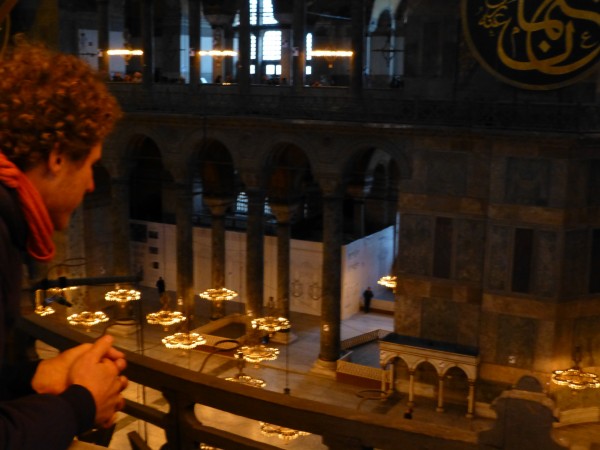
362,286,374,313
156,276,168,309
0,37,127,449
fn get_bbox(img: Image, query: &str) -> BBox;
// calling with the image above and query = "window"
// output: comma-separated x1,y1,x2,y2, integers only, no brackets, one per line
433,217,453,278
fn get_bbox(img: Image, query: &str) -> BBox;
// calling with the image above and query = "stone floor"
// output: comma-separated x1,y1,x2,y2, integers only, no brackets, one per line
35,288,600,450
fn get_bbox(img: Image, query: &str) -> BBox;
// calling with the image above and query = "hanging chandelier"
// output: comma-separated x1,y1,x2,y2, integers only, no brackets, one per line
162,332,206,350
251,316,290,334
67,311,109,329
552,347,600,390
235,345,279,365
146,310,186,329
377,275,397,290
259,422,310,441
225,373,266,389
105,285,141,303
35,305,55,316
199,287,238,302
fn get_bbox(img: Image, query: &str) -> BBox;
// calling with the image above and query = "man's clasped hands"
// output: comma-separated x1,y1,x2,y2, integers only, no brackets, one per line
32,335,128,428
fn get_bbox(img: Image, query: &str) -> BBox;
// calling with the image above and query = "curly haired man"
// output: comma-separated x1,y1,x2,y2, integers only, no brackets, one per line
0,38,128,449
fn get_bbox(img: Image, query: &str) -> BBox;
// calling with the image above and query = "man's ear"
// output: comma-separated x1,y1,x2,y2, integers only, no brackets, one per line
47,145,64,175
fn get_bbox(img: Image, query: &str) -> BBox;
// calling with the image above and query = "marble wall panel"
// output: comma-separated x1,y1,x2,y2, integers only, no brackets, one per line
398,214,433,276
486,225,510,291
456,219,485,282
496,314,537,368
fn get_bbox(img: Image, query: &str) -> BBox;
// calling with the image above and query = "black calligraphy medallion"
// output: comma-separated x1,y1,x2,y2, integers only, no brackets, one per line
461,0,600,89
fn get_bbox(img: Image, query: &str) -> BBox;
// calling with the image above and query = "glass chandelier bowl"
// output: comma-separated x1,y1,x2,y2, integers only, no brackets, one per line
35,305,55,316
67,311,109,330
105,285,141,303
235,345,279,366
146,310,186,330
225,373,266,388
199,287,238,302
251,316,290,335
259,422,310,441
162,332,206,350
552,347,600,390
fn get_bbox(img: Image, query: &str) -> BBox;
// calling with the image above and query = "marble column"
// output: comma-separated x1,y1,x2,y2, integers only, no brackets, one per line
175,184,195,319
408,369,415,406
436,376,445,412
111,178,132,277
350,0,365,97
141,0,154,88
237,0,250,92
96,0,110,76
204,196,233,319
189,0,201,86
467,380,475,419
347,184,366,238
245,187,265,318
319,193,343,365
270,202,298,318
292,0,306,91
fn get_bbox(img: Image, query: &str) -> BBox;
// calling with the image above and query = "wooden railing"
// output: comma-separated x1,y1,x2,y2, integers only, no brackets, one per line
108,83,600,133
18,313,479,450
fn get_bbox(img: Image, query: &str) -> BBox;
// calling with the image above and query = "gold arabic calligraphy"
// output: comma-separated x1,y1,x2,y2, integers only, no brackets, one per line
478,0,600,75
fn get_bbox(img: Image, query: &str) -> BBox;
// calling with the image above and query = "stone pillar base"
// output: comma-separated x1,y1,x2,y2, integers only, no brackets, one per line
310,358,337,378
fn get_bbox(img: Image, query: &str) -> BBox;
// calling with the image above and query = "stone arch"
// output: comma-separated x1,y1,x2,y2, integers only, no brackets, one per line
442,365,470,412
127,135,174,223
414,360,439,403
264,142,319,240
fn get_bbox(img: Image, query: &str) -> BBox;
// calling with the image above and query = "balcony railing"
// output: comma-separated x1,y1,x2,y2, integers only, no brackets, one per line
108,83,600,133
18,313,479,450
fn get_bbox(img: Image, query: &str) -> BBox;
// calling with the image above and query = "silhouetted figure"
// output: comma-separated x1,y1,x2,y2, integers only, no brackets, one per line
156,277,165,295
362,287,374,313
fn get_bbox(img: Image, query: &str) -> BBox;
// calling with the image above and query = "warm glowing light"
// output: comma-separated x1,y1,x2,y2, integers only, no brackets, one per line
225,373,266,388
235,345,279,365
199,287,238,302
162,332,206,350
251,316,290,334
198,50,237,57
259,422,310,441
67,311,109,328
552,367,600,390
551,347,600,390
35,305,55,317
146,310,186,327
105,285,141,303
309,50,353,58
106,49,143,56
377,275,397,289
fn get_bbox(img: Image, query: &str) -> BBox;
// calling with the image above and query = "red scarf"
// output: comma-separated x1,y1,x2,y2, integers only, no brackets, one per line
0,152,55,262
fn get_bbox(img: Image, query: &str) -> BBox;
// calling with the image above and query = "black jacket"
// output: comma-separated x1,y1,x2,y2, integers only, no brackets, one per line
0,183,96,449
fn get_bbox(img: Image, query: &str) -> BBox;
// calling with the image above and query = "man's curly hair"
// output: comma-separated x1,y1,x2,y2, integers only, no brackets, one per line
0,38,122,171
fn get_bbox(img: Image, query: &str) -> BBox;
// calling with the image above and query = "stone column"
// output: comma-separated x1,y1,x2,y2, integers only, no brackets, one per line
245,187,265,318
292,0,306,91
436,376,445,412
270,202,298,318
408,369,415,406
318,192,343,365
238,0,250,93
467,380,475,418
189,0,201,86
96,0,110,76
204,196,233,319
141,0,154,88
160,0,183,82
112,178,132,277
350,0,365,97
175,184,195,319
